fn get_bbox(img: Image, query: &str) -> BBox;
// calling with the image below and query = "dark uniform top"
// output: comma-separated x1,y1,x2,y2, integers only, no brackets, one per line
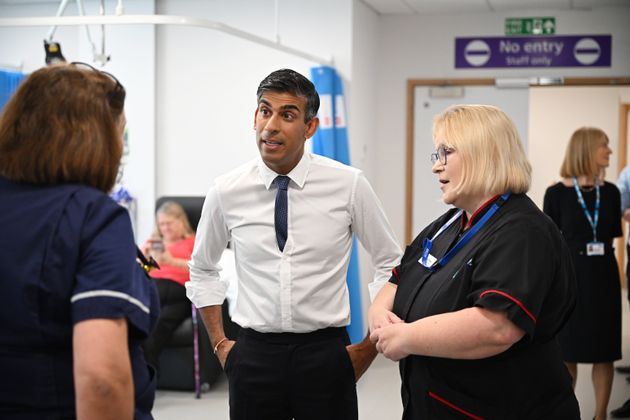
390,194,579,420
543,181,622,362
0,176,159,419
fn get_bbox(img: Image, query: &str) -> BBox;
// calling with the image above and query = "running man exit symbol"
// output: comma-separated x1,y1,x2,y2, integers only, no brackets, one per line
505,17,555,35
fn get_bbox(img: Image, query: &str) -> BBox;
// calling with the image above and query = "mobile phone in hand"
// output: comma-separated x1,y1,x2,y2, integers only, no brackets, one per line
150,238,164,254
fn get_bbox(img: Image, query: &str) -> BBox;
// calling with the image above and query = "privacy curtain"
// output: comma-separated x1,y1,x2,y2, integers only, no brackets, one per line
0,69,25,111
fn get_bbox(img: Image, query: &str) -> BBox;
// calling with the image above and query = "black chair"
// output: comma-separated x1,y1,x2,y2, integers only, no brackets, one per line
153,196,239,397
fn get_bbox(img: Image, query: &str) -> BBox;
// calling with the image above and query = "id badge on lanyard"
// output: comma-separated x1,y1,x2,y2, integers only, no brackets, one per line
419,211,460,269
586,242,605,256
418,193,510,271
572,177,604,257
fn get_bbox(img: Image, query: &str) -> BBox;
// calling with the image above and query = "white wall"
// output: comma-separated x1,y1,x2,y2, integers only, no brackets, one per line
350,0,380,180
376,7,630,244
0,3,78,71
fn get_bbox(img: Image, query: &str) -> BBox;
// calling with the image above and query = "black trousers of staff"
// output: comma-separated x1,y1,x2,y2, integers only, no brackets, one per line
224,326,358,420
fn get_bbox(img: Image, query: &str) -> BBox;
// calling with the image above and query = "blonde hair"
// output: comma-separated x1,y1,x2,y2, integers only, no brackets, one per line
152,201,194,239
560,127,609,179
432,104,531,197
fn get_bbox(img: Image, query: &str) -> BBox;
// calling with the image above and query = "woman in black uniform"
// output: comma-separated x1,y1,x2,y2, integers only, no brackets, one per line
369,104,579,420
543,127,621,420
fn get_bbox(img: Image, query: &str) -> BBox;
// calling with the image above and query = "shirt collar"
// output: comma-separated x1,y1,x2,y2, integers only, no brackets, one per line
258,152,311,190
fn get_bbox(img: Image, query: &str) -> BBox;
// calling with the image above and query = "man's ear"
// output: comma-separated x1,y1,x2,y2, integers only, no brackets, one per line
304,117,319,139
253,108,259,130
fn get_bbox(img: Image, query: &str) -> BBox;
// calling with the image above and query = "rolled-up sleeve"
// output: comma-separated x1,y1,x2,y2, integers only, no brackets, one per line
186,184,231,308
351,172,402,301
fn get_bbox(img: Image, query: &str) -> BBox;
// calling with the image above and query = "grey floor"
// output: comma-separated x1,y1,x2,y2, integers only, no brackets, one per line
153,295,630,420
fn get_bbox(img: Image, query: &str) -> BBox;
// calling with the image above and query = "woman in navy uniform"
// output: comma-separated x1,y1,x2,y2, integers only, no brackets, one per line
543,127,621,420
369,104,579,419
0,63,158,419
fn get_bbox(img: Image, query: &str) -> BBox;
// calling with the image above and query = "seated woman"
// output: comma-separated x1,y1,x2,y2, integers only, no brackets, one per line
142,201,196,371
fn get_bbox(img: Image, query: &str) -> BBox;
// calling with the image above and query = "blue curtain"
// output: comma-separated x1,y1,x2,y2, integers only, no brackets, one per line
310,66,364,344
0,69,26,111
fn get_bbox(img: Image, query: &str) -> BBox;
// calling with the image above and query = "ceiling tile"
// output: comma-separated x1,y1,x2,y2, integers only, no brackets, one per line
573,0,630,8
489,0,570,11
361,0,416,14
363,0,630,15
405,0,489,14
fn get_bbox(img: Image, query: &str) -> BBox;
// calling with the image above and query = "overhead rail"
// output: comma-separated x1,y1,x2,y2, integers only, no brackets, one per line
0,14,334,66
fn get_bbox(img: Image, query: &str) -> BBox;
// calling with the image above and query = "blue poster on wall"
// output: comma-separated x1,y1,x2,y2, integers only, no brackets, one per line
0,69,25,111
310,66,364,344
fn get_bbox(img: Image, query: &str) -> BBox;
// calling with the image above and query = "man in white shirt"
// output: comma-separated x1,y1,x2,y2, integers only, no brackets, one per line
187,68,401,420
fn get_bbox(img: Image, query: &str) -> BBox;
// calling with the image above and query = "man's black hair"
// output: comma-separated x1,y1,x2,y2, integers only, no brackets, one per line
256,69,320,123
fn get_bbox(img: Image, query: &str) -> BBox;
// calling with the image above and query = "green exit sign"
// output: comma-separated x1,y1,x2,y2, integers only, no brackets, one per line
505,17,556,35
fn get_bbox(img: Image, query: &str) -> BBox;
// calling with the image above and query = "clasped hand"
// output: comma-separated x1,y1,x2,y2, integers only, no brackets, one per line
369,309,410,362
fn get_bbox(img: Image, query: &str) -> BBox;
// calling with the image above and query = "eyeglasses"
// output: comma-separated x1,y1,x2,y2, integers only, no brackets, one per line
430,144,455,165
70,61,125,103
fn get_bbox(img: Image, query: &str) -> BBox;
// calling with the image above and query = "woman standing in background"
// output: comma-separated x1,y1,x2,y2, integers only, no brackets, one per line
544,127,621,420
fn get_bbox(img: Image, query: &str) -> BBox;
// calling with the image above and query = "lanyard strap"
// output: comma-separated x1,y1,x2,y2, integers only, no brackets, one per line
420,210,462,266
421,192,510,271
572,177,600,241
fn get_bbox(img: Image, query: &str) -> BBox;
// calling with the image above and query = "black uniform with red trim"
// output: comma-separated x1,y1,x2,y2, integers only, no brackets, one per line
390,193,580,420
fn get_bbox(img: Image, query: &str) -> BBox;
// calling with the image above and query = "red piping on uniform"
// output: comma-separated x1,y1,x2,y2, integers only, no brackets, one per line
479,289,537,323
428,391,485,420
392,267,400,282
464,195,501,230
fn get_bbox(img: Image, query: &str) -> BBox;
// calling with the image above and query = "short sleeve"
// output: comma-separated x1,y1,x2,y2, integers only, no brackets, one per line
469,223,555,339
69,194,159,338
389,242,420,285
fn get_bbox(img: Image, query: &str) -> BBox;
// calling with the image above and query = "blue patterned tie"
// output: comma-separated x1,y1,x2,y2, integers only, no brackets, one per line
273,176,290,252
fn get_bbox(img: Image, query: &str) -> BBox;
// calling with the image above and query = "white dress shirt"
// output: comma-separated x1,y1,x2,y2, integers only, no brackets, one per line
186,153,401,333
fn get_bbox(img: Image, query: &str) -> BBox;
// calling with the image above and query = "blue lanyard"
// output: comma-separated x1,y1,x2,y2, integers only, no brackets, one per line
420,192,511,272
572,177,599,241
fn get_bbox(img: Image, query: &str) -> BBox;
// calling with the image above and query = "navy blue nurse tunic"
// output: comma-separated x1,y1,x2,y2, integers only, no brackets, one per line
391,194,579,420
0,176,159,419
